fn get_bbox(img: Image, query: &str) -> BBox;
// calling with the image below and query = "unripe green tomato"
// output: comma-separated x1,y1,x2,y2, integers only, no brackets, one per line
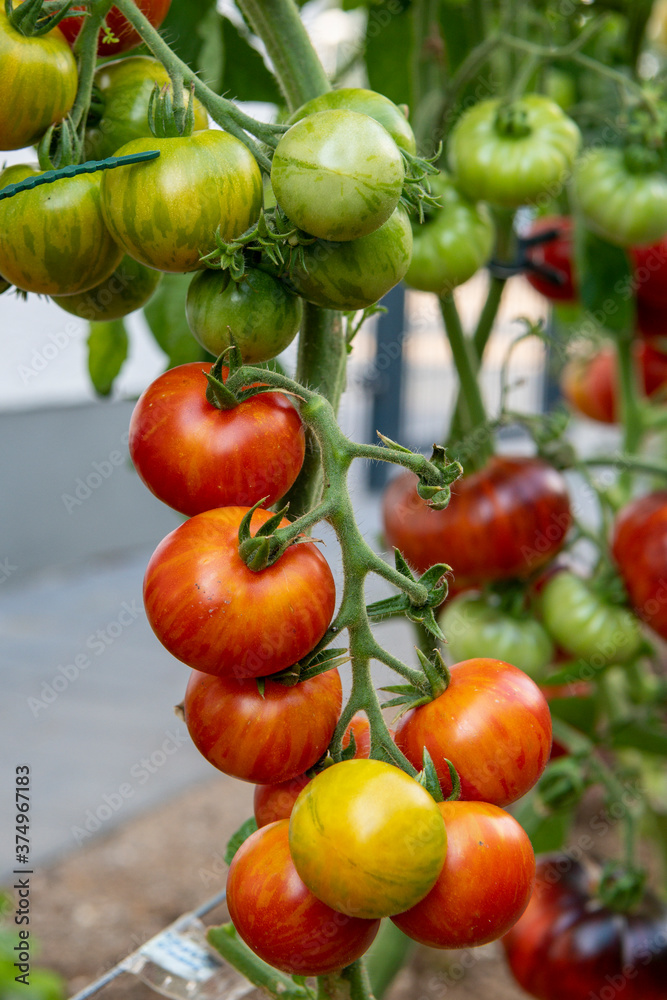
287,87,416,154
405,174,495,294
52,255,162,321
271,109,405,241
84,56,208,161
439,592,553,681
540,570,642,665
186,268,302,363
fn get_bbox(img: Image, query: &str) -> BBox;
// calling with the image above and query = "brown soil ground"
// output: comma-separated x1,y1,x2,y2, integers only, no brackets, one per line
25,774,532,1000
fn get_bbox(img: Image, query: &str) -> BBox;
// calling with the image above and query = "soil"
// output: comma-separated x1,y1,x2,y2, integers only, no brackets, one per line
25,775,531,1000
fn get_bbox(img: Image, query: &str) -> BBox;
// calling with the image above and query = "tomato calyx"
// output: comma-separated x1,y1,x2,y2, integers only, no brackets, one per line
597,861,647,913
201,206,317,281
381,647,451,713
148,80,196,138
366,549,450,642
536,755,587,812
6,0,78,35
495,102,532,139
236,497,320,573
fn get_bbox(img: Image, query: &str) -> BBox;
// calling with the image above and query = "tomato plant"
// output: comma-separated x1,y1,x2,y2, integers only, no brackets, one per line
183,667,342,784
288,759,447,919
561,342,667,423
631,237,667,308
51,254,162,321
612,491,667,641
439,592,554,681
186,267,302,363
226,820,381,976
394,658,552,806
392,801,535,948
287,87,416,153
502,856,667,1000
129,362,305,516
0,165,123,296
271,109,405,241
59,0,171,56
448,95,581,208
539,570,643,665
382,457,572,586
404,173,495,296
100,131,263,273
84,55,208,161
524,216,578,302
0,7,77,151
143,506,336,679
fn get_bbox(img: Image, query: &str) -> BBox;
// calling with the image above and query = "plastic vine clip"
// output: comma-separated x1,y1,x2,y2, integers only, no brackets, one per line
0,151,161,201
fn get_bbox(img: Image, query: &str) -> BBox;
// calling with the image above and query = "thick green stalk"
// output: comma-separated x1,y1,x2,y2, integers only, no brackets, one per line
440,293,492,467
236,0,331,112
70,0,115,136
615,334,645,503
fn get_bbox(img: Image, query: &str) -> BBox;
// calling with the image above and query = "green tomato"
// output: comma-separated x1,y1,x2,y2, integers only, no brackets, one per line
289,206,413,311
404,173,495,295
186,267,302,363
540,570,642,665
271,109,405,241
84,56,208,161
0,164,123,296
100,131,263,273
287,87,416,154
571,147,667,247
439,592,553,681
448,95,581,208
51,255,162,321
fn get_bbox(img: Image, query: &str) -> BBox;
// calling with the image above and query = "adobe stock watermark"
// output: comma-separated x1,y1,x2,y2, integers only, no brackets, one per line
0,556,17,583
27,598,142,717
61,431,130,514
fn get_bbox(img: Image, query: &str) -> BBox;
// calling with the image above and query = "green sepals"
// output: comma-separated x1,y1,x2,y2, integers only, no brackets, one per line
269,647,349,687
237,498,315,572
495,102,532,139
0,277,12,295
537,757,587,812
148,81,196,138
415,647,450,698
376,431,414,454
597,862,647,914
399,145,442,223
442,758,462,802
339,731,358,762
200,207,317,279
366,552,450,641
417,748,444,802
224,816,258,865
416,445,463,510
204,352,240,410
37,116,82,171
7,0,78,36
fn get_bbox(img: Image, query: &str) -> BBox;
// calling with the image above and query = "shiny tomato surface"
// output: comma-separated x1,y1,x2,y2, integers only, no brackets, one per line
612,491,667,640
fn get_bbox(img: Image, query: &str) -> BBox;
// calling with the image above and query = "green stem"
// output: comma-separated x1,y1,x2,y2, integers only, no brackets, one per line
440,293,492,467
70,0,114,137
236,0,331,112
207,925,311,999
615,335,644,502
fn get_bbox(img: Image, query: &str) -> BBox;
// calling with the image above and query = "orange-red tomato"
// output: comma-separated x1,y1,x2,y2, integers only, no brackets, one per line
561,342,667,423
59,0,171,56
612,490,667,641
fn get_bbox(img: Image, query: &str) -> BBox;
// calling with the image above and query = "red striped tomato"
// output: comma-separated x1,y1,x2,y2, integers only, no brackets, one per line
59,0,171,57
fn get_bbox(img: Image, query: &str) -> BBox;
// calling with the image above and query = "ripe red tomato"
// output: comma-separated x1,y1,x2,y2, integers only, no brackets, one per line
631,237,667,307
636,297,667,338
524,216,577,302
226,820,380,976
184,668,342,784
392,801,535,948
253,713,371,827
129,362,305,517
502,855,667,1000
143,506,336,679
561,342,667,423
394,658,552,806
382,457,572,587
612,491,667,641
59,0,171,57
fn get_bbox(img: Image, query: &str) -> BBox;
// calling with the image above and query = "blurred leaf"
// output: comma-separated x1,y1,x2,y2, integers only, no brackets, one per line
142,273,210,369
224,816,258,865
610,720,667,756
365,1,414,108
221,16,278,104
573,219,634,337
549,695,597,737
513,792,574,853
87,319,128,397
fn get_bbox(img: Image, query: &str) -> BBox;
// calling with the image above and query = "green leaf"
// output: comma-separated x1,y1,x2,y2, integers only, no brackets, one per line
365,2,414,108
142,273,210,369
87,319,128,397
548,695,597,737
156,0,220,80
610,720,667,756
221,16,278,105
513,791,574,853
573,219,634,337
224,816,258,866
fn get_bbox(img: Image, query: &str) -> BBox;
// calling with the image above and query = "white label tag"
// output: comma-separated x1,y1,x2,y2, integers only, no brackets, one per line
139,927,221,982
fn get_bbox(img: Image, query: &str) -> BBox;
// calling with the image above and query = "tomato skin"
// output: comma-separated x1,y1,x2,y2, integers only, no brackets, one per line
129,362,305,516
51,254,161,321
271,110,405,242
448,95,581,208
186,268,302,364
382,457,572,587
404,173,495,295
630,237,667,307
561,342,667,424
524,216,577,302
502,856,667,1000
612,491,667,641
227,820,380,976
289,205,413,311
253,713,371,827
572,148,667,247
392,801,535,948
143,506,336,679
439,592,554,681
0,9,77,152
59,0,171,57
287,88,416,154
184,668,342,784
394,658,552,806
288,759,447,919
0,165,123,296
540,570,642,665
100,132,263,273
84,56,208,161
